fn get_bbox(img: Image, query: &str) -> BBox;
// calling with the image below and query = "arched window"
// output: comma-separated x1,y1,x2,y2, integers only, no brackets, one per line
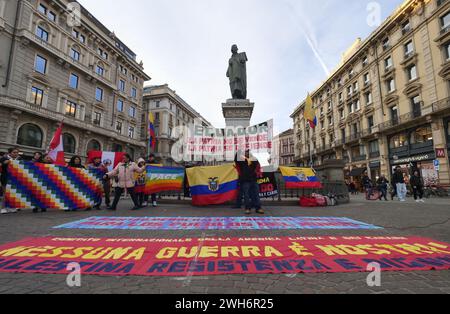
112,144,123,152
87,139,101,152
410,126,433,144
63,133,76,154
17,124,43,148
389,133,408,149
126,147,135,160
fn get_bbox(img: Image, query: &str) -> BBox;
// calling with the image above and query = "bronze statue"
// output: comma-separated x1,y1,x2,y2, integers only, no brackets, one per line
226,45,248,100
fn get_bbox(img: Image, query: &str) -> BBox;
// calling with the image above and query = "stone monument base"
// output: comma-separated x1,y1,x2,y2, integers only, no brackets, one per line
222,99,254,128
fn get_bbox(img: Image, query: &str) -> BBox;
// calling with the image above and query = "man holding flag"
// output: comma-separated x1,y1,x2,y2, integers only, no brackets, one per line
48,122,66,166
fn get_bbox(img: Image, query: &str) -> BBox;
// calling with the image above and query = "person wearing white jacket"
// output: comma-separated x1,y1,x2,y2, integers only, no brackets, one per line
104,154,145,211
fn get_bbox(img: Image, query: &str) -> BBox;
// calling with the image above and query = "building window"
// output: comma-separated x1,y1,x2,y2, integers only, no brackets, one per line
116,121,123,134
93,112,102,126
404,41,414,56
441,11,450,30
382,37,390,50
35,55,47,74
155,112,160,121
112,144,123,153
119,80,125,92
389,133,408,149
131,87,137,99
117,99,124,112
79,34,85,44
38,4,47,14
444,42,450,61
369,140,379,154
339,108,344,119
128,126,135,139
363,73,370,85
36,26,49,41
96,65,104,76
129,106,136,118
72,29,79,38
87,139,101,152
31,86,44,106
410,126,433,144
70,48,80,61
365,92,372,105
47,11,56,22
390,106,399,123
402,20,411,34
368,116,374,129
385,56,393,70
63,133,76,154
69,73,79,89
65,101,77,117
17,124,43,148
407,64,417,81
387,78,396,93
95,87,103,102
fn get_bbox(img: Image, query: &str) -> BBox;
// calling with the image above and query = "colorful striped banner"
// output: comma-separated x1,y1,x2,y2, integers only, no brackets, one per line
144,166,184,195
5,161,103,210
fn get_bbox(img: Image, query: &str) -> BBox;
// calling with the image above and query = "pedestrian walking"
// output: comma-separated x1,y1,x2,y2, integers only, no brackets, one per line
135,158,147,208
362,171,373,200
392,166,407,202
410,170,425,203
376,175,389,201
88,156,109,210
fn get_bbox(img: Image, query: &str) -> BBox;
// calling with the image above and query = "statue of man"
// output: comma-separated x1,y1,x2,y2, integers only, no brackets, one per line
226,44,248,100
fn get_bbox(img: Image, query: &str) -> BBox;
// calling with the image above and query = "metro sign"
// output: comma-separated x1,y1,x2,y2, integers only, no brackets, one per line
435,148,446,158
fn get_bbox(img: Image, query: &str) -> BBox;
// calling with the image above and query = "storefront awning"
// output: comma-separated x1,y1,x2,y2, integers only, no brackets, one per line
349,168,366,177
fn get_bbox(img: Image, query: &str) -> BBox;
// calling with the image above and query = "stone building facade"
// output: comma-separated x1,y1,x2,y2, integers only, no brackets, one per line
0,0,150,161
291,0,450,186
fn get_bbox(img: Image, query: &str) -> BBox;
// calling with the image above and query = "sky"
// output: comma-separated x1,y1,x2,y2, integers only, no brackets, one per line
79,0,404,133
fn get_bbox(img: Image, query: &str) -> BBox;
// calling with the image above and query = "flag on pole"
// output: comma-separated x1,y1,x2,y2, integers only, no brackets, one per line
304,94,317,129
48,123,65,166
148,112,156,151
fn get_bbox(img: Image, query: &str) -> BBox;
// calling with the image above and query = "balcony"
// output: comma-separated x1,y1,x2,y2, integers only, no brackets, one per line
346,132,360,143
352,155,367,162
369,151,380,159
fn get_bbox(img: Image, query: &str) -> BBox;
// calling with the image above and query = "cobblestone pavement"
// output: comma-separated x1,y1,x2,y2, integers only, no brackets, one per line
0,195,449,294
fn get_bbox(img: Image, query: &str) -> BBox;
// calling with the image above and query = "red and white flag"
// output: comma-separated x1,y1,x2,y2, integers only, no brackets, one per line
87,151,126,172
48,123,65,166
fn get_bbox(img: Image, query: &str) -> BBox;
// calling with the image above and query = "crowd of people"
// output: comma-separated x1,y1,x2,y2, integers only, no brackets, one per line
347,166,426,203
0,147,161,215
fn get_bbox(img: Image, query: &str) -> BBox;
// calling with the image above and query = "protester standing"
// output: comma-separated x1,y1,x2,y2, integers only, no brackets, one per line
104,154,145,211
68,156,85,169
392,166,407,202
410,170,425,203
31,152,43,163
145,154,158,207
135,158,147,208
234,150,264,215
0,148,21,214
376,175,389,201
88,156,109,210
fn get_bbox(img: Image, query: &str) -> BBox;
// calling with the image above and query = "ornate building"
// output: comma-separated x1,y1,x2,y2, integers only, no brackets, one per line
0,0,151,161
143,84,211,166
274,129,295,166
291,0,450,186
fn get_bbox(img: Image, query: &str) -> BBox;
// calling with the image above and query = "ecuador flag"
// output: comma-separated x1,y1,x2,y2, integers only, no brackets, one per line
280,167,322,189
304,93,317,129
186,164,239,206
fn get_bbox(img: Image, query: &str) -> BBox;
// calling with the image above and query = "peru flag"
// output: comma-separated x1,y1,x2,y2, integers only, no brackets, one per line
87,151,126,171
48,124,65,166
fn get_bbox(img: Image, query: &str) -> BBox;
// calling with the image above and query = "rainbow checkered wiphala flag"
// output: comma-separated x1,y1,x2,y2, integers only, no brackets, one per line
5,161,103,210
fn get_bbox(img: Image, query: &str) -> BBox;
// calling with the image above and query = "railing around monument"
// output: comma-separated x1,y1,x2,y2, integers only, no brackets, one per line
156,172,350,204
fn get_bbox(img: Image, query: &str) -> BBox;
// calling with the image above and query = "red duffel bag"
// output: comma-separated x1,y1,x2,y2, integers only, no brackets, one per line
299,196,319,207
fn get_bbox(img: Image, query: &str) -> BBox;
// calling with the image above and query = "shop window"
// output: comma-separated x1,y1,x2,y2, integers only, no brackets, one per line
410,126,433,144
390,133,408,149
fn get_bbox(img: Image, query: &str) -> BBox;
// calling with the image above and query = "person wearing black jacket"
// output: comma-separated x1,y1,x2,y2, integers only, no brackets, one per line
68,156,85,169
376,175,389,201
1,147,21,214
362,171,373,200
410,170,425,203
234,150,264,215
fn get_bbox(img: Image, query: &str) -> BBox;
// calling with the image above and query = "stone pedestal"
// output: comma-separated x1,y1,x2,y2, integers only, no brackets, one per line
222,99,254,128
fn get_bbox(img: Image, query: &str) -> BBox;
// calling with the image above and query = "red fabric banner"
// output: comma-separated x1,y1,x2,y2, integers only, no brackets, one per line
0,236,449,277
